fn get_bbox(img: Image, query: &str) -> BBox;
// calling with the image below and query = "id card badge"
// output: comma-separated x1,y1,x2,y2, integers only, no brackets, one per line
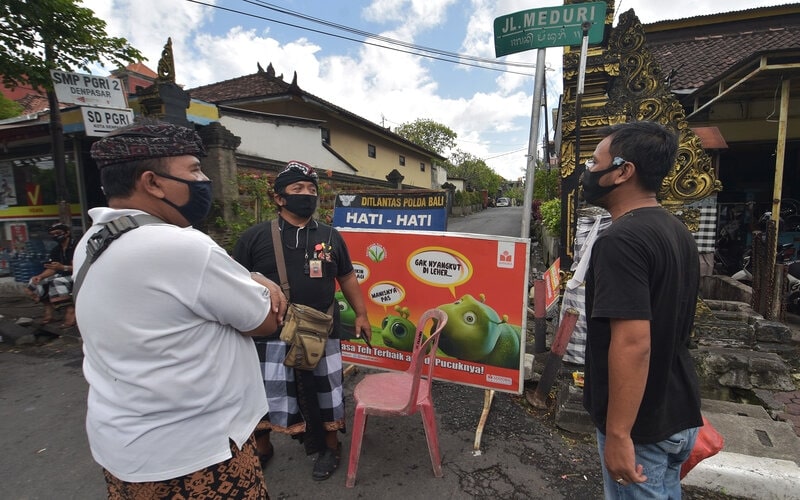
309,259,323,278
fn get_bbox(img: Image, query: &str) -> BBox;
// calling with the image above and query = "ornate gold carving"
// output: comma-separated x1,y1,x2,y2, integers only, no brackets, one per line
664,206,701,232
695,297,714,317
157,38,176,83
559,269,574,292
561,139,576,177
558,2,722,270
563,62,621,80
612,11,721,205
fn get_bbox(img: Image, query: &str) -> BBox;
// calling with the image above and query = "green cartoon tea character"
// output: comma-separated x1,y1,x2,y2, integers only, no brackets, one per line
437,294,521,369
335,290,357,340
336,290,383,346
379,306,416,352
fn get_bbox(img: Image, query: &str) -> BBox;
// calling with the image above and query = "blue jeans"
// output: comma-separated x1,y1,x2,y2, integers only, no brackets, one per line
596,427,699,499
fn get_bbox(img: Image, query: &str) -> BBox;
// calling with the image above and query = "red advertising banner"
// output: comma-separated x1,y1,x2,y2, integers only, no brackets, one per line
544,257,561,310
9,222,28,252
338,229,530,394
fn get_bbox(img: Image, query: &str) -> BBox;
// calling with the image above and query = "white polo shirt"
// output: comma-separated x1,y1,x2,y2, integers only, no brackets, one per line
75,208,269,482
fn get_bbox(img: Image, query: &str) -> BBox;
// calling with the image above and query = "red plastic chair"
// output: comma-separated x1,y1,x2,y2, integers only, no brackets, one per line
345,308,448,488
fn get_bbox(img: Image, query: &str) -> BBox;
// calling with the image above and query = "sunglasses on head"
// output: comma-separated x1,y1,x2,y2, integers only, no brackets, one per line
584,156,626,171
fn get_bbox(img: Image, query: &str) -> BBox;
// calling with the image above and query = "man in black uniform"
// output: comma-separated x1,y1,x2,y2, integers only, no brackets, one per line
233,160,371,481
581,121,702,498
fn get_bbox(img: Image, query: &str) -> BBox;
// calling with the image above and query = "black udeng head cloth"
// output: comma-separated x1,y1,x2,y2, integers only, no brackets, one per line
90,121,206,168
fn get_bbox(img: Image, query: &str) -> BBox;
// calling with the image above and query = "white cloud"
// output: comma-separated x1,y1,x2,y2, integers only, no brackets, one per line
363,0,458,32
78,0,793,181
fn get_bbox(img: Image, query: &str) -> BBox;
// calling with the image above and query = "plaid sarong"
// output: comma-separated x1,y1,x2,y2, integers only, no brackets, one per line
255,338,345,453
103,434,268,499
27,275,73,306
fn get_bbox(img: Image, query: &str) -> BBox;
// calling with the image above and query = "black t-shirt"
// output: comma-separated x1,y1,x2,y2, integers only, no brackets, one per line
232,216,355,339
49,238,77,275
583,206,703,443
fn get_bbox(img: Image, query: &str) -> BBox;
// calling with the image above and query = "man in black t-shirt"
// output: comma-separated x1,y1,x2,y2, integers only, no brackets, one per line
580,121,702,498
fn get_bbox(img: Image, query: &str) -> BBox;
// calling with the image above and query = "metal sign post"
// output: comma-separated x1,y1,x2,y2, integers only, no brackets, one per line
521,48,548,241
572,22,593,253
482,2,607,455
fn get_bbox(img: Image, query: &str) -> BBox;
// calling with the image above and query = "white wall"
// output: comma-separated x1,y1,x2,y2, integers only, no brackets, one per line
220,114,355,174
433,164,447,189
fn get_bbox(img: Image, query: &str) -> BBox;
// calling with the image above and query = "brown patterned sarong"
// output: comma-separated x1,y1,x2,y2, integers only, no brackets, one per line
103,434,268,500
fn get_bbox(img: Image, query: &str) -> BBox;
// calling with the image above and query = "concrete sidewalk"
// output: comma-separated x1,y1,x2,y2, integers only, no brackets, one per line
682,399,800,499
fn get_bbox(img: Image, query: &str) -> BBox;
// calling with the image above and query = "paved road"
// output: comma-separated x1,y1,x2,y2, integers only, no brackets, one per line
3,338,735,499
0,330,608,500
447,206,525,238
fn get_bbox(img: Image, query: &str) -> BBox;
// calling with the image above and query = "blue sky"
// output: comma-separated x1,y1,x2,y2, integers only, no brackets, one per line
82,0,795,180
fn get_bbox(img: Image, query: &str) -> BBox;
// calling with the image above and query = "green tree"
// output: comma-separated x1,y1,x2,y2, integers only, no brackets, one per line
533,168,560,200
395,118,457,156
0,94,23,119
395,118,510,194
0,0,143,222
539,198,561,235
504,185,524,204
447,150,504,195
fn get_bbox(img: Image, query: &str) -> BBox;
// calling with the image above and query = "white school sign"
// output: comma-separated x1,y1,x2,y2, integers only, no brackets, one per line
50,69,127,108
80,107,134,137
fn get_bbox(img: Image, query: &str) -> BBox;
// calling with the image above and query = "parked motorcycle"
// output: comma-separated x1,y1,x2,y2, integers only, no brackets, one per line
732,247,800,314
731,242,796,283
789,261,800,314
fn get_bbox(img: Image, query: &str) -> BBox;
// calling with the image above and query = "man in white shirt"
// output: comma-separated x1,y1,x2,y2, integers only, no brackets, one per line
77,119,286,499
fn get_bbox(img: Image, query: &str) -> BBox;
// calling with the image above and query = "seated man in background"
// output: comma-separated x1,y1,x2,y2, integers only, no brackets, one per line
25,222,76,328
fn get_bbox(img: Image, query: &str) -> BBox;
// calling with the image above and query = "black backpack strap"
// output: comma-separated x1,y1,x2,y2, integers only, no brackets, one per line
72,214,164,300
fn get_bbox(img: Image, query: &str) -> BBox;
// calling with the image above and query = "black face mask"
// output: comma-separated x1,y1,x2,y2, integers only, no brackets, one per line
580,159,625,205
154,172,213,226
52,234,67,243
282,194,318,218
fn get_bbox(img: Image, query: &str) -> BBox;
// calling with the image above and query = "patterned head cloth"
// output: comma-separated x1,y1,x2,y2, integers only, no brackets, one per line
274,160,319,193
90,121,206,168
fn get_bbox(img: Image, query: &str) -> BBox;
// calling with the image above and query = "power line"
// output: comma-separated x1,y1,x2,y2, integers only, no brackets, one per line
484,147,528,160
184,0,538,76
243,0,538,70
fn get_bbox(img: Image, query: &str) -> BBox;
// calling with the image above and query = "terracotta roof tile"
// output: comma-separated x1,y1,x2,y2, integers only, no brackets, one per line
186,66,444,161
125,62,157,78
691,126,728,150
188,72,291,103
17,93,51,114
646,23,800,92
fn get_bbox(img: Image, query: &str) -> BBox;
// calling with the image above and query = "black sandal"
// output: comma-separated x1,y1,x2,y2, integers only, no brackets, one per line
312,443,341,481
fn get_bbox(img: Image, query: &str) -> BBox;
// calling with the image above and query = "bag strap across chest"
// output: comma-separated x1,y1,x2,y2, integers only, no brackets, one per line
271,219,292,302
73,214,164,300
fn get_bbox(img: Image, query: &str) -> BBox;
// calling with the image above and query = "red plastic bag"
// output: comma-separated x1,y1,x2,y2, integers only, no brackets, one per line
680,415,724,479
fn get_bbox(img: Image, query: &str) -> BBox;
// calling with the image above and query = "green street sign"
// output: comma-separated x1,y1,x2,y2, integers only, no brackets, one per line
494,2,606,56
